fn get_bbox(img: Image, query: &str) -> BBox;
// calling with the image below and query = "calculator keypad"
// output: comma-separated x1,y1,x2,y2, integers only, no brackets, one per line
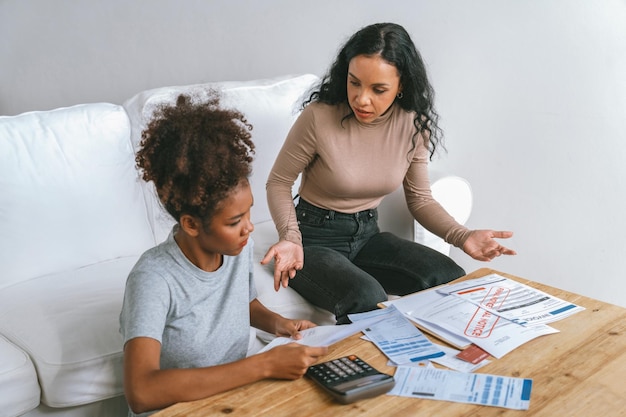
307,355,376,387
306,354,395,404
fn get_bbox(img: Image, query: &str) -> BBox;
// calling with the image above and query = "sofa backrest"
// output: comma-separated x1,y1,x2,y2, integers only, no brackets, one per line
0,75,318,289
0,103,155,290
123,74,318,244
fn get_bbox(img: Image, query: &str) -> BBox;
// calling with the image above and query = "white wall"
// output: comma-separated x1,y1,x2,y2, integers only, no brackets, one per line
2,0,625,307
426,1,626,308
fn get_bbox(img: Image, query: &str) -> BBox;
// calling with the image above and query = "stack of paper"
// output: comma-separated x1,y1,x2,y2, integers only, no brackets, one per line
384,273,584,358
347,305,445,364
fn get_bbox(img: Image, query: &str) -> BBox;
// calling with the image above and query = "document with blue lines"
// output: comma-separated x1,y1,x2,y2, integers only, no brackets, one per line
348,304,444,365
438,273,585,326
390,366,532,410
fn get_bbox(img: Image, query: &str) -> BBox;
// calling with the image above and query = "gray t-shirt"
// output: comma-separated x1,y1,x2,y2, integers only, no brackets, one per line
119,228,257,415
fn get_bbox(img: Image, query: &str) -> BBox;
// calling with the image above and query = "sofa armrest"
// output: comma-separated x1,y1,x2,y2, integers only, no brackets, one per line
414,174,473,256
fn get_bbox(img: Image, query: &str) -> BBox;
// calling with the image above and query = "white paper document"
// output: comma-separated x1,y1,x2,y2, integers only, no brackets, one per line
383,287,472,349
389,366,533,410
258,315,385,353
347,305,445,364
413,293,558,358
438,273,585,326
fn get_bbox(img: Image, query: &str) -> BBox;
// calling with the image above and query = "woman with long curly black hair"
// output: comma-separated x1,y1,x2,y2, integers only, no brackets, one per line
263,23,515,325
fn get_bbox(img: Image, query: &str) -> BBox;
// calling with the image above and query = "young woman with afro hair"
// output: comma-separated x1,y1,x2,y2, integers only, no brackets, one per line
120,92,327,416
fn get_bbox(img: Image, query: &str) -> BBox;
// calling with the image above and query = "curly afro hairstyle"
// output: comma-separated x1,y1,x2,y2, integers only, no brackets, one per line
136,91,255,225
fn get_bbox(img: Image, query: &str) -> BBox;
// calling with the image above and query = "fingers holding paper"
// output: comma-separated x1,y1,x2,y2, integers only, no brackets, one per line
274,318,318,340
261,343,328,380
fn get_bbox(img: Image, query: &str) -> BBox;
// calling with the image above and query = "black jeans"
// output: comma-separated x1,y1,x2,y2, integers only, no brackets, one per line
290,199,465,324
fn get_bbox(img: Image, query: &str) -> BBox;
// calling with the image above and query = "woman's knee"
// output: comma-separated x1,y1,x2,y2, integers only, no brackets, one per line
334,279,387,324
352,278,388,304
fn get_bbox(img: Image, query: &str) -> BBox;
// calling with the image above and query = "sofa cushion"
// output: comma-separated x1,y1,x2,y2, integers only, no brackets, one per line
0,256,139,407
123,74,318,244
0,335,40,417
0,103,155,290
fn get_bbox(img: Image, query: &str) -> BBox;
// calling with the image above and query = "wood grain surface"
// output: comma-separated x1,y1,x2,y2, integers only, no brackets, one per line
153,268,626,417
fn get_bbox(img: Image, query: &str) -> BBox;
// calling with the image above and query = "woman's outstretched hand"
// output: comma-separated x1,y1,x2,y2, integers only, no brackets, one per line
462,230,517,261
261,240,304,291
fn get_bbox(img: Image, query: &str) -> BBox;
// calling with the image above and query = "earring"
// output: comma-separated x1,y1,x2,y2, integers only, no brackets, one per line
396,92,403,99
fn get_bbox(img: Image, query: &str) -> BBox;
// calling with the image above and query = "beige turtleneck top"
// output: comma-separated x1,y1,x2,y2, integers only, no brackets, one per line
266,101,472,248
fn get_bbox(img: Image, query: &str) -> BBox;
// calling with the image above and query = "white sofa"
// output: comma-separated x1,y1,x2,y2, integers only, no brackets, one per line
0,74,472,417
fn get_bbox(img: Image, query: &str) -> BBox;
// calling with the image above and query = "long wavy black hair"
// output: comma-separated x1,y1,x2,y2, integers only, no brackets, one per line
305,22,444,159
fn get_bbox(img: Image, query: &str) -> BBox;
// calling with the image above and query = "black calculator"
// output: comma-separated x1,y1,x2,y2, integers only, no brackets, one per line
305,355,395,404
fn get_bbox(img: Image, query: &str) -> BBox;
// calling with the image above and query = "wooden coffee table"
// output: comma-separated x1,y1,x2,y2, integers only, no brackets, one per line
154,268,626,416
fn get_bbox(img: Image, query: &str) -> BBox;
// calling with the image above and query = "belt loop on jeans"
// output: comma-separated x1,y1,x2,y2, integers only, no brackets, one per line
299,198,376,220
323,205,336,220
299,198,336,219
